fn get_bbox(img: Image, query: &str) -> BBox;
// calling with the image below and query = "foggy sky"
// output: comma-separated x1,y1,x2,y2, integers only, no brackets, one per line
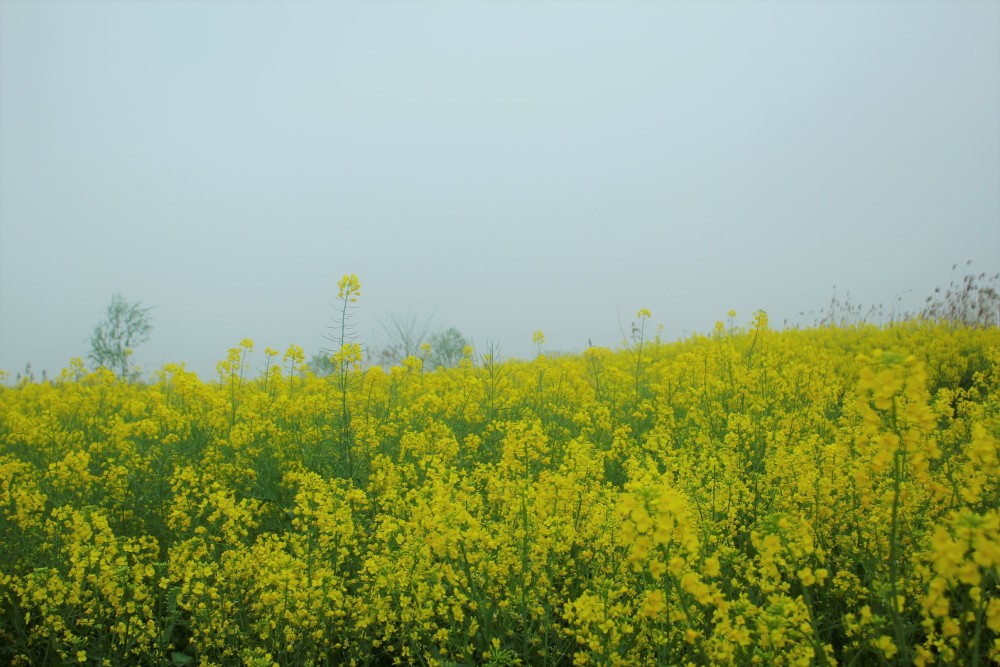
1,1,998,381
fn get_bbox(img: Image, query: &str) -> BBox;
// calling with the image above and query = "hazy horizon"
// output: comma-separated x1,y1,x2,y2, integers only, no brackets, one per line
2,1,998,381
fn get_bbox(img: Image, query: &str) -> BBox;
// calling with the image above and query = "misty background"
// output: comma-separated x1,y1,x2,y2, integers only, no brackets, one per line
1,1,998,381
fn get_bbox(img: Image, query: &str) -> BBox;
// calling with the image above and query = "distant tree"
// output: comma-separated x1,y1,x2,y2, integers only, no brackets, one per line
308,351,336,377
427,326,468,369
89,293,153,381
375,313,437,367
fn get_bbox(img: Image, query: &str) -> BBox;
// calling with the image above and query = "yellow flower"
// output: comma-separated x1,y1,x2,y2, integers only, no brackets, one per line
877,635,897,659
986,597,1000,633
337,273,362,301
642,589,666,617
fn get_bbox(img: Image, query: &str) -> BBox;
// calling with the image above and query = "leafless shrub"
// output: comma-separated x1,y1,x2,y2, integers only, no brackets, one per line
918,261,1000,328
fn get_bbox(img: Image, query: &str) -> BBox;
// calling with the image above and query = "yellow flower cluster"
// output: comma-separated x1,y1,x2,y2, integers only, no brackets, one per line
1,319,998,665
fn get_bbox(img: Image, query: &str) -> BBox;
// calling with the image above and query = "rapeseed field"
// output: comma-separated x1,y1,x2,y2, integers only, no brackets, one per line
1,296,998,665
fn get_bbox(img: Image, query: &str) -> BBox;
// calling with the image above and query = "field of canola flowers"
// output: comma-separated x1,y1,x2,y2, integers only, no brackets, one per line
1,310,999,666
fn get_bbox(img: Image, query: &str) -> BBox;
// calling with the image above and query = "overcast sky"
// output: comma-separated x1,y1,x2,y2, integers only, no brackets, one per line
1,0,998,380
